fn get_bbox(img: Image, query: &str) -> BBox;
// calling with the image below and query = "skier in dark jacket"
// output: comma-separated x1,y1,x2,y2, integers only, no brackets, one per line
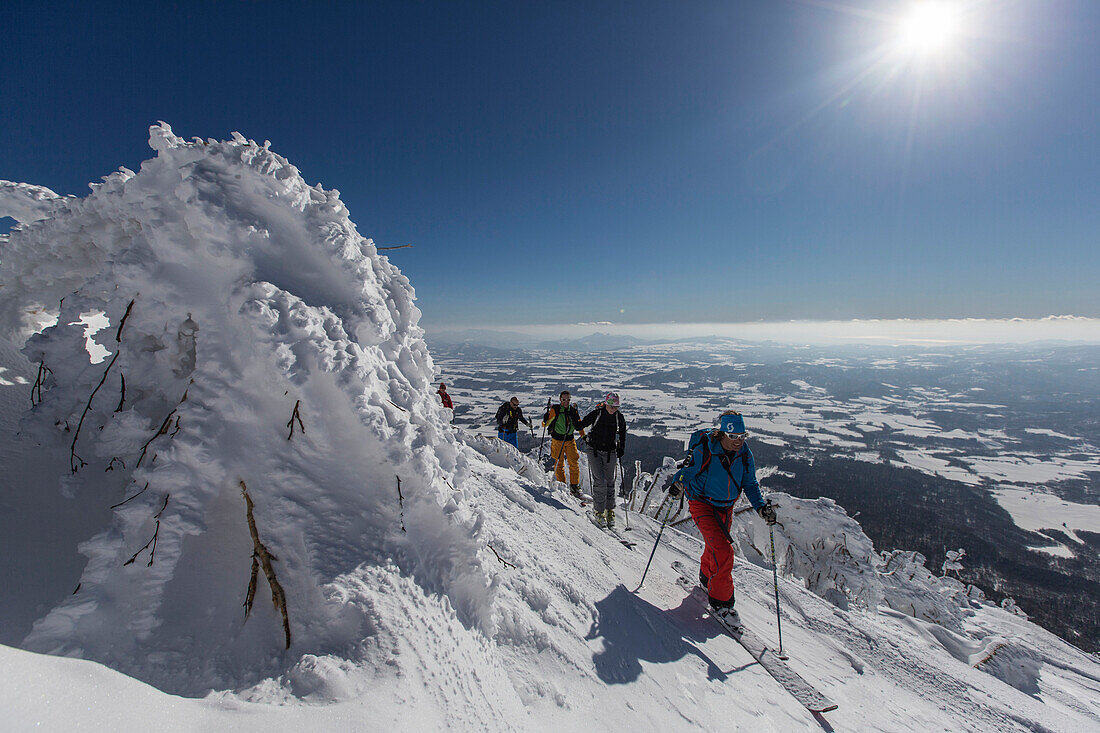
543,391,586,497
668,410,776,628
495,397,533,449
578,392,627,527
437,382,453,409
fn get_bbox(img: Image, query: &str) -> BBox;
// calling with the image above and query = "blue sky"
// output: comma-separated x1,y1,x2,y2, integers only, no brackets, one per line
3,1,1098,328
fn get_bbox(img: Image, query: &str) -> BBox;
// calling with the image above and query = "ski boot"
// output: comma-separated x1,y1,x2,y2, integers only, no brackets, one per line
712,605,742,630
605,508,615,529
593,511,606,528
569,484,582,499
709,592,740,630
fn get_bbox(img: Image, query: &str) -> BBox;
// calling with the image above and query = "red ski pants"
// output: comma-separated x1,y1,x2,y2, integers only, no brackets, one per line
689,500,735,604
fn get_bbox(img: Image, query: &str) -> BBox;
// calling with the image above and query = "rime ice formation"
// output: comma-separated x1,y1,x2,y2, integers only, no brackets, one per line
0,124,489,695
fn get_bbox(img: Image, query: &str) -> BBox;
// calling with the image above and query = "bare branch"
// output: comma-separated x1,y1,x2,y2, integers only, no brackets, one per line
395,475,407,533
115,299,135,342
122,495,169,567
111,482,149,509
31,362,52,408
487,543,516,569
286,399,305,440
135,408,176,468
240,481,291,649
70,351,120,473
376,244,413,251
135,386,188,468
115,373,126,412
70,297,137,472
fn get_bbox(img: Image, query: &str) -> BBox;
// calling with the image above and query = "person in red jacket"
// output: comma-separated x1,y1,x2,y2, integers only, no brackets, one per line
437,382,453,409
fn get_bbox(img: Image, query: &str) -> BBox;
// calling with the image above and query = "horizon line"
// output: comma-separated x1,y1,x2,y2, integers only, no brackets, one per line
422,315,1100,346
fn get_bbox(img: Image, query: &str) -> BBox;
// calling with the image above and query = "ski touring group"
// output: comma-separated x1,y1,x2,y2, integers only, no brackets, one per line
438,385,780,638
438,383,835,712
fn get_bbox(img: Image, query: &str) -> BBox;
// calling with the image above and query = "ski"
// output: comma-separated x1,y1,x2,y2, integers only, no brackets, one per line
672,562,837,714
605,524,637,549
556,481,587,507
586,510,638,549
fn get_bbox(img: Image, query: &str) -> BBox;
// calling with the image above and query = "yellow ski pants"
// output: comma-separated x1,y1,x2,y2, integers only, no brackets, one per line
550,438,580,485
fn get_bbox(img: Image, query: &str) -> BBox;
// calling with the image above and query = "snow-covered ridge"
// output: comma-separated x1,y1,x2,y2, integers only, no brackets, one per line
0,124,490,694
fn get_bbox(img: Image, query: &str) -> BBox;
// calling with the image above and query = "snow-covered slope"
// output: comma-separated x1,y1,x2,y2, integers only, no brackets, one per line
0,124,483,695
1,127,1098,731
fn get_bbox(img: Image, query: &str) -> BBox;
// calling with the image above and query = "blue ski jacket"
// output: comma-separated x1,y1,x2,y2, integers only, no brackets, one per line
670,429,765,509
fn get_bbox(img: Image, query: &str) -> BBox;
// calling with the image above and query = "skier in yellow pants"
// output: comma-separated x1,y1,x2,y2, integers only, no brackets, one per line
543,390,585,497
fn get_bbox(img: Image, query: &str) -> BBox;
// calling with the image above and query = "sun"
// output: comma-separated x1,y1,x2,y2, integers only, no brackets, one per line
897,2,962,55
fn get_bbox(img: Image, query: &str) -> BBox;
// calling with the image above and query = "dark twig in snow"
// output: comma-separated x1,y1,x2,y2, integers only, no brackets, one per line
136,386,188,468
111,482,149,509
105,456,126,472
487,543,516,569
385,399,407,413
376,244,413,251
115,299,135,342
70,351,119,473
115,373,126,412
396,475,407,533
136,408,177,468
240,481,291,649
70,298,136,472
286,399,305,440
31,361,52,407
123,494,169,567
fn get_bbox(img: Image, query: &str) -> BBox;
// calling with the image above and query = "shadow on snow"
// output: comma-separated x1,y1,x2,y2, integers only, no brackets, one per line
586,583,747,685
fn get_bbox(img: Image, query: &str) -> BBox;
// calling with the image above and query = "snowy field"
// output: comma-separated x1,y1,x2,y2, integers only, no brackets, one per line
432,340,1100,559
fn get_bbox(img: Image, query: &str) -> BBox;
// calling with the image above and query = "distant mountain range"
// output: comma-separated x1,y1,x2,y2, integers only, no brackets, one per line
426,329,754,352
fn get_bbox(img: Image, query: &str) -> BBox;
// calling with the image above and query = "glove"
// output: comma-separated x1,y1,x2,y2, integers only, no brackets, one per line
668,480,684,498
757,503,777,525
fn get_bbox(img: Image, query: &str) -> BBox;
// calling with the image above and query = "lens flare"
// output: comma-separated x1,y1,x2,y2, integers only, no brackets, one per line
898,1,962,54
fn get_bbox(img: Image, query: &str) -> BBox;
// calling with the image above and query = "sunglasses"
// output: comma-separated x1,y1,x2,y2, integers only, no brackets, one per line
727,432,749,440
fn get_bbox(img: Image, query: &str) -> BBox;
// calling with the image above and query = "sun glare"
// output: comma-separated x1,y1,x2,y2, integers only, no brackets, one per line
898,2,962,55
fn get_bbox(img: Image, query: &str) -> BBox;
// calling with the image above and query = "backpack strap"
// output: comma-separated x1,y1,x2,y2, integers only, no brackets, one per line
690,430,750,493
687,430,715,476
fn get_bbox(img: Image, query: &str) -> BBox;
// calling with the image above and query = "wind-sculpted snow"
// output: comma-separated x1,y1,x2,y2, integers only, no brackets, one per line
640,478,1004,636
0,124,491,694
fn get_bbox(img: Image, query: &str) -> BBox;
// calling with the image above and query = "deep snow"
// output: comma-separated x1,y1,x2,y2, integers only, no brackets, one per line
1,126,1098,731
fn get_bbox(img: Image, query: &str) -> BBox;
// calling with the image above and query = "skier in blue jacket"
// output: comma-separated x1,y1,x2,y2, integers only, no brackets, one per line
668,410,776,627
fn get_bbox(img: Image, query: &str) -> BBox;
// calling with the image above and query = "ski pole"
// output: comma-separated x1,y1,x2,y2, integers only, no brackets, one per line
768,506,786,659
619,460,632,531
537,396,551,462
633,493,684,592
